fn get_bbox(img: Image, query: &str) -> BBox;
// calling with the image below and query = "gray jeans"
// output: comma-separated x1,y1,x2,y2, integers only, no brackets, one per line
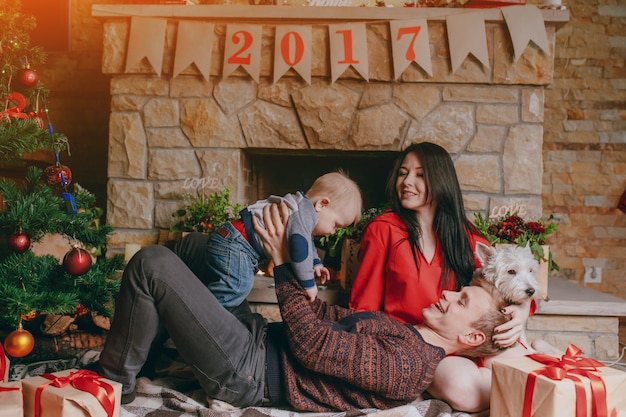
98,244,267,407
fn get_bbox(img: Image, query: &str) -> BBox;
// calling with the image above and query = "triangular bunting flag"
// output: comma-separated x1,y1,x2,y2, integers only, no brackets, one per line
446,11,490,74
125,17,167,76
174,21,215,80
390,19,432,79
502,5,550,62
223,24,262,83
274,25,312,84
329,23,369,84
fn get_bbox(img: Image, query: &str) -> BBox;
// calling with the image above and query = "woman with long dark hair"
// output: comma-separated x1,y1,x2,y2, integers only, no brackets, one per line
349,142,531,412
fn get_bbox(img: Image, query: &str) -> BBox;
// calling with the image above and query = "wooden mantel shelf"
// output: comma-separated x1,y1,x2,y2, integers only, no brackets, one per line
536,277,626,317
92,4,569,24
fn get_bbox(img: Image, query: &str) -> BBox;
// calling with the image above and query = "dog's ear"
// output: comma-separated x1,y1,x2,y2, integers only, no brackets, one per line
475,241,496,265
523,241,533,254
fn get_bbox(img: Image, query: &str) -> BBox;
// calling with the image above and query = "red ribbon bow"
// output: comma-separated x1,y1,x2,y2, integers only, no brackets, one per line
522,344,610,417
34,369,116,417
1,92,29,120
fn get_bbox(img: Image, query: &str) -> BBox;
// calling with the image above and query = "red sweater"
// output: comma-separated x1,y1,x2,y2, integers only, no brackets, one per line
273,263,445,411
349,212,489,324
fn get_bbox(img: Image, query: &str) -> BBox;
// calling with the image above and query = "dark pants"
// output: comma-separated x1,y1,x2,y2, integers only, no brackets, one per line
98,244,267,407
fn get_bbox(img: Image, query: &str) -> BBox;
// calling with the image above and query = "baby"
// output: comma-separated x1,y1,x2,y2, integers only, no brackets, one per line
205,171,362,307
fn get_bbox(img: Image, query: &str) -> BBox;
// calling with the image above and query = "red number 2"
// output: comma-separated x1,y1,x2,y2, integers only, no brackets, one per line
227,30,253,65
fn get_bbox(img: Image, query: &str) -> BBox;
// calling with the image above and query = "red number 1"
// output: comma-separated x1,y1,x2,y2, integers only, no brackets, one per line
335,29,359,65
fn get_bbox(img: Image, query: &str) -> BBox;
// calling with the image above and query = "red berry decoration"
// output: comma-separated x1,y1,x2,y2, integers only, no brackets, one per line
63,246,93,276
17,67,39,89
8,231,30,253
43,164,72,189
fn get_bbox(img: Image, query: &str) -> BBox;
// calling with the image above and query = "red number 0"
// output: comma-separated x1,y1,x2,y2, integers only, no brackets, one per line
336,29,359,65
227,30,253,65
280,31,304,67
397,26,421,62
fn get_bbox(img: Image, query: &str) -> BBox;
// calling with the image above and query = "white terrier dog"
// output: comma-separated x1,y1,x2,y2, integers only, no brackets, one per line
473,241,542,305
472,242,545,362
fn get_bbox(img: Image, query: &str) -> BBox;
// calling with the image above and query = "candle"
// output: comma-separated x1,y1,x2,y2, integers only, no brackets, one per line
124,244,142,262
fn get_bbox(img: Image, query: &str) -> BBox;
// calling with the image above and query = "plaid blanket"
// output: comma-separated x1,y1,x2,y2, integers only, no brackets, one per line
121,376,479,417
8,350,482,417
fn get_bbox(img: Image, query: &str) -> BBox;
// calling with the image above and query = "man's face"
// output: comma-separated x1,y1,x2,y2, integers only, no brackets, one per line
422,286,494,342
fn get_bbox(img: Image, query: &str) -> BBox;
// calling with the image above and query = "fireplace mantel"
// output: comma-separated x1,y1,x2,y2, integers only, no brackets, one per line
94,3,568,260
92,4,569,24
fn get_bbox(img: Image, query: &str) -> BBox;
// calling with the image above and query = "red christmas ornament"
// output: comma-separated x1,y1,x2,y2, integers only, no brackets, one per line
63,246,93,276
43,164,72,189
74,303,88,316
16,67,38,89
4,325,35,358
8,231,30,253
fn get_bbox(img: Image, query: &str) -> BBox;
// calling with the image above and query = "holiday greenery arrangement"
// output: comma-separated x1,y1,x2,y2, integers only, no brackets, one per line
0,0,123,359
170,186,242,236
317,206,386,259
474,212,559,273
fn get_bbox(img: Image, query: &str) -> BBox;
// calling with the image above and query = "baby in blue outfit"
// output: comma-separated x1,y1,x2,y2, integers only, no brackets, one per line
203,171,362,307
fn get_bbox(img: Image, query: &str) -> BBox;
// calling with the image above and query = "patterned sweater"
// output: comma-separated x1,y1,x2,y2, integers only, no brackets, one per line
270,263,446,412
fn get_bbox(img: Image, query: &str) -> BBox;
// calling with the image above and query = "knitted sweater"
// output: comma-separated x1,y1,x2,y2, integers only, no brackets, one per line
270,263,445,412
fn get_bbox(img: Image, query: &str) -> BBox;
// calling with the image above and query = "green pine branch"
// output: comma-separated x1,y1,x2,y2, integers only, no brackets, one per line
0,250,124,327
0,166,111,248
0,118,67,163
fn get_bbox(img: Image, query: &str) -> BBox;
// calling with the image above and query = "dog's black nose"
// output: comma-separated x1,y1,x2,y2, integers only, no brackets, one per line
526,288,536,297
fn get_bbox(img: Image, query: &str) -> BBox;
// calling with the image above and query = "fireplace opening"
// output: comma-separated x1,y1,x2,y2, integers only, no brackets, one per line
245,149,397,211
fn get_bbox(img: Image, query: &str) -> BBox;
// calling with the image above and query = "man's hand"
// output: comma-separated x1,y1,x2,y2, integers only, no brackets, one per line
305,285,318,302
252,202,290,266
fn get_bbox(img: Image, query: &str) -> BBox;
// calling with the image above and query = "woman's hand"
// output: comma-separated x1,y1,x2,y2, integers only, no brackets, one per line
492,300,532,348
252,202,290,266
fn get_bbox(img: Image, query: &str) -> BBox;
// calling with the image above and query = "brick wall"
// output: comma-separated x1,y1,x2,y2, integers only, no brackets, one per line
540,0,625,298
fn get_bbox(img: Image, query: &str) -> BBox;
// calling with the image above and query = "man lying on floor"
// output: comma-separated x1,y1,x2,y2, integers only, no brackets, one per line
95,203,511,412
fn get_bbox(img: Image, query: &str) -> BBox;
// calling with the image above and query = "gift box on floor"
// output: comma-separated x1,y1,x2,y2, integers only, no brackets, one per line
1,348,8,382
491,345,626,417
22,369,122,417
0,381,23,417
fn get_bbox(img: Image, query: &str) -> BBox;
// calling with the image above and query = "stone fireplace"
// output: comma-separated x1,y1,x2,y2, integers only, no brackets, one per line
92,4,569,252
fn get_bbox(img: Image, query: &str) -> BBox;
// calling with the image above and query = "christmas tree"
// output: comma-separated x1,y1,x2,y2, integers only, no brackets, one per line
0,0,123,359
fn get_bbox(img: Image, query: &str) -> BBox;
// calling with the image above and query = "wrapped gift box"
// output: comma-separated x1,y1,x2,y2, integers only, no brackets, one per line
1,348,8,382
0,381,23,417
22,369,122,417
492,347,626,417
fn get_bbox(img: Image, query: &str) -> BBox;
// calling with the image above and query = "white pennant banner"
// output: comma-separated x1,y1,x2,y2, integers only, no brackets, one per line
122,7,551,83
125,17,167,76
502,5,550,62
446,11,490,74
223,24,262,83
174,20,215,80
390,18,432,79
274,25,312,84
329,23,369,84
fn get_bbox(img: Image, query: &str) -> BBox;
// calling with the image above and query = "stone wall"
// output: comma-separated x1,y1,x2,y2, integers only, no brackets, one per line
30,0,625,302
95,6,562,253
